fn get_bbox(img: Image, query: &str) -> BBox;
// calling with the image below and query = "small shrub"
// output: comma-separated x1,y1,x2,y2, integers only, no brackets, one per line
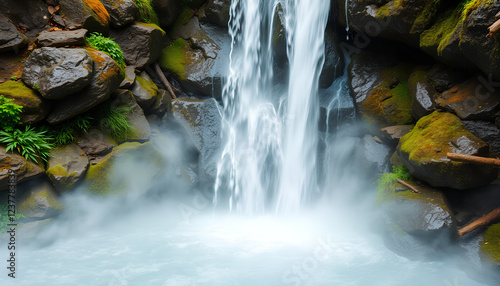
0,203,25,234
0,126,53,163
86,33,126,69
10,76,17,81
32,84,39,91
133,0,159,25
0,95,23,132
97,102,134,142
45,116,94,146
377,165,413,191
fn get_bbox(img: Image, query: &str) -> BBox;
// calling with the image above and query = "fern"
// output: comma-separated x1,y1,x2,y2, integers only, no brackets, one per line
96,102,134,142
377,165,413,191
0,95,23,132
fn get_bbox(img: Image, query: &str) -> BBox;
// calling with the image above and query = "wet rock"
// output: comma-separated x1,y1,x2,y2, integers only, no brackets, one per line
426,63,468,93
463,121,500,157
130,71,159,111
46,144,89,192
435,78,500,121
149,89,172,117
0,13,29,52
120,66,136,89
480,223,500,269
0,81,50,124
35,29,88,48
18,180,63,221
110,22,167,70
153,0,180,27
1,0,51,39
408,67,438,120
76,128,115,155
101,0,138,28
0,52,24,83
271,3,287,70
111,89,151,142
46,49,124,124
380,125,412,145
0,147,44,191
22,47,94,100
59,0,110,33
318,78,356,133
397,111,497,189
200,0,231,27
360,135,391,174
320,28,345,88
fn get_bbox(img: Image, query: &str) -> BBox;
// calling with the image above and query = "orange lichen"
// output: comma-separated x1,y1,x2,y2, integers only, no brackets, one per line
83,0,110,25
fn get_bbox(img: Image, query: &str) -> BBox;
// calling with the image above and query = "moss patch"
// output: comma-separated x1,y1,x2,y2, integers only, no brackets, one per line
136,75,158,96
0,81,40,106
139,22,166,36
481,223,500,263
170,6,194,33
159,38,189,80
83,0,110,25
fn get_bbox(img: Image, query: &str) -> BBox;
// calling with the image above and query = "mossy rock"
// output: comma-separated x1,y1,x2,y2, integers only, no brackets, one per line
130,71,159,110
18,181,63,220
480,223,500,268
398,111,498,189
59,0,110,33
0,81,50,124
46,144,89,192
84,142,165,195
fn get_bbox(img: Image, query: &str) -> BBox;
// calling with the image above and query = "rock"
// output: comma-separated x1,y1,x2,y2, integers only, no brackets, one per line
111,89,151,142
1,0,51,39
149,89,172,116
0,81,50,124
153,0,180,27
130,71,158,110
18,180,63,220
200,0,231,27
397,111,497,189
59,0,110,33
22,47,94,100
0,147,44,191
463,121,500,157
318,78,357,133
76,128,115,155
319,29,344,88
360,135,391,174
35,29,88,48
426,63,468,93
46,48,124,124
380,125,412,144
0,13,29,52
378,179,457,259
435,78,500,121
271,3,287,71
0,52,24,83
408,67,438,120
46,144,89,192
84,142,165,194
110,22,167,70
480,223,500,269
120,65,136,89
100,0,138,28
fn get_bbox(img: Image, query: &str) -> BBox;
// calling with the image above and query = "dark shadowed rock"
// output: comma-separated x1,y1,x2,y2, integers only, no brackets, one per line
110,22,167,69
149,89,172,116
76,128,115,155
0,81,50,124
153,0,180,28
408,67,437,120
101,0,138,28
46,49,124,124
0,147,43,191
463,121,500,157
1,0,51,39
0,13,29,52
35,29,88,48
380,125,412,145
426,63,468,93
46,144,89,192
22,47,94,99
130,71,158,110
200,0,231,27
112,89,151,142
320,29,344,88
59,0,110,33
18,180,63,220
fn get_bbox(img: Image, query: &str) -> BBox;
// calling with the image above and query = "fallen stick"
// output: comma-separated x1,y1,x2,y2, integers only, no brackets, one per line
153,62,177,99
458,207,500,237
446,153,500,167
396,179,420,194
488,18,500,41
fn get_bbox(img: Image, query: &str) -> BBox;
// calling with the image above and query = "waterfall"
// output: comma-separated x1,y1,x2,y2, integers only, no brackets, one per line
215,0,331,214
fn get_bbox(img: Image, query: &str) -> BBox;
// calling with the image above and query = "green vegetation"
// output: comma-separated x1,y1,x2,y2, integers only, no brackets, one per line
10,76,17,81
0,126,53,163
0,203,25,234
96,102,134,142
377,165,413,193
86,32,125,69
0,95,23,132
32,84,39,91
45,116,93,146
481,223,500,263
133,0,159,25
159,38,188,80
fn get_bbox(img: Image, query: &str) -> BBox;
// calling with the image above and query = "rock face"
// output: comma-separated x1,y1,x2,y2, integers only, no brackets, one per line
1,0,51,39
0,147,44,191
35,29,88,48
76,128,115,155
46,144,89,192
18,180,63,221
397,111,497,189
59,0,110,33
480,223,500,269
463,121,500,157
101,0,138,28
380,125,412,145
320,29,345,88
201,0,231,27
0,13,29,52
153,0,180,27
408,67,438,120
110,22,167,70
46,48,124,124
130,71,158,110
120,66,136,89
111,89,151,142
0,81,50,124
22,48,94,100
360,135,391,174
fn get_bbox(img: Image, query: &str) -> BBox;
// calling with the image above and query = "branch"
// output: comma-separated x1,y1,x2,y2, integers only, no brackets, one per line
396,179,420,194
446,153,500,167
153,62,177,99
488,18,500,41
458,207,500,237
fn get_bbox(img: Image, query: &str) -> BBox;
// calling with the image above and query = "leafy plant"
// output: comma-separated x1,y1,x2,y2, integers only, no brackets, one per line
0,203,25,234
32,84,39,91
0,126,53,163
96,102,134,142
46,116,94,146
133,0,159,25
86,33,126,69
10,76,17,81
0,95,23,132
377,165,413,191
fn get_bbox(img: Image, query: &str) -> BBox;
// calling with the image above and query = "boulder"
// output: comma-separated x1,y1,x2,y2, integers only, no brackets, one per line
18,180,63,221
46,48,124,124
0,81,50,124
46,144,89,192
408,67,438,120
426,63,468,93
149,89,172,116
0,147,44,191
111,89,151,142
397,111,497,189
435,78,500,121
153,0,180,28
130,71,159,110
120,65,136,89
463,121,500,157
480,223,500,269
360,135,391,174
110,22,167,70
1,0,51,39
84,142,165,194
380,125,412,145
76,128,115,155
101,0,138,28
0,13,29,53
22,47,94,100
35,29,88,48
59,0,110,33
200,0,231,28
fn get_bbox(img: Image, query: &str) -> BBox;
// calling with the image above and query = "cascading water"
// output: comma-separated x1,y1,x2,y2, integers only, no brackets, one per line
215,0,330,214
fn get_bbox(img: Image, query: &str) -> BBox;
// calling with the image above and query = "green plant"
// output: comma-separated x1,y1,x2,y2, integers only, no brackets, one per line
10,76,17,81
86,32,126,69
97,102,134,141
45,115,93,146
377,165,413,191
0,203,25,234
0,95,23,132
133,0,159,25
32,84,39,91
0,126,53,163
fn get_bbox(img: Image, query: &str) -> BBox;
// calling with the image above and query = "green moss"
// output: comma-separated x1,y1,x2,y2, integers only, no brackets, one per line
138,22,166,36
46,165,68,177
410,1,442,34
376,0,406,18
133,0,159,25
171,6,193,30
136,75,159,96
462,0,495,21
0,81,39,102
159,38,189,80
481,223,500,263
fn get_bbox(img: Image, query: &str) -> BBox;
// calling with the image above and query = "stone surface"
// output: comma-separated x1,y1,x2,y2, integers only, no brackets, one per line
320,28,345,88
18,180,63,220
380,125,412,144
149,89,172,116
201,0,230,27
0,81,50,124
112,89,151,142
0,147,43,191
46,48,124,124
360,135,391,174
59,0,110,33
35,29,88,48
0,13,29,52
397,111,497,189
110,22,167,70
101,0,138,28
46,144,89,192
408,67,438,120
120,65,136,89
463,121,500,157
130,71,159,110
1,0,51,39
22,47,94,100
76,128,115,155
153,0,180,27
